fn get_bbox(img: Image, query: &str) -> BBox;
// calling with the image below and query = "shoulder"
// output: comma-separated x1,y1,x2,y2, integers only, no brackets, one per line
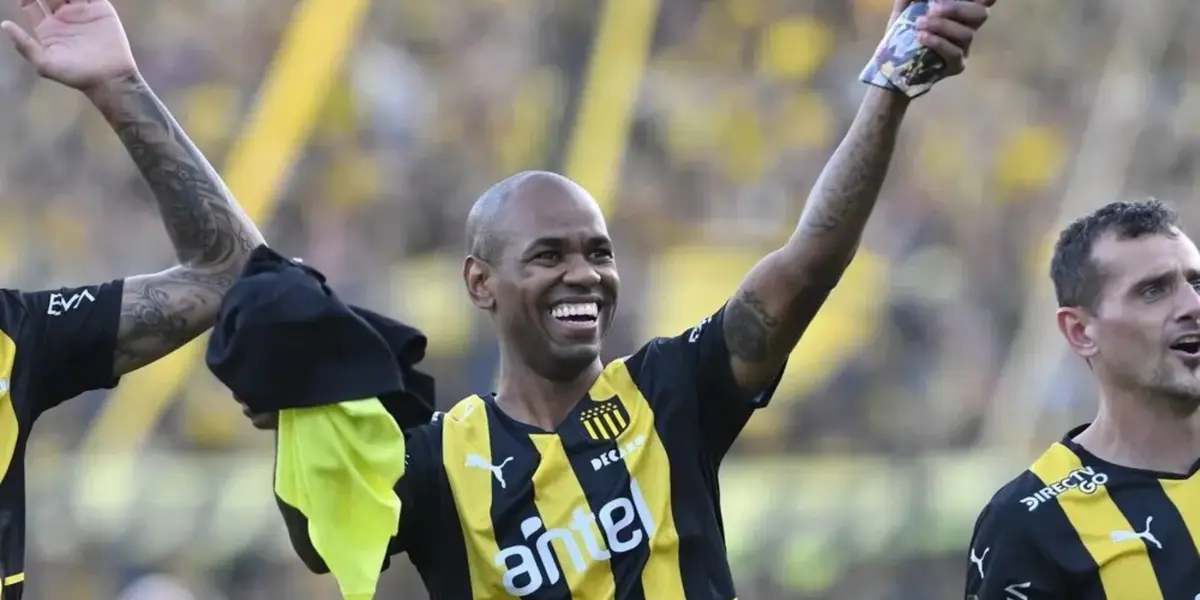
977,469,1050,527
398,412,450,482
618,333,693,390
966,469,1058,580
1023,441,1109,512
975,443,1099,538
622,304,733,377
439,395,489,428
419,395,492,448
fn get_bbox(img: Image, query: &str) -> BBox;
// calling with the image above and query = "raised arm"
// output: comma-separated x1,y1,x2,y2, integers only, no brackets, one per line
722,0,991,391
2,0,264,377
724,89,907,390
88,74,263,376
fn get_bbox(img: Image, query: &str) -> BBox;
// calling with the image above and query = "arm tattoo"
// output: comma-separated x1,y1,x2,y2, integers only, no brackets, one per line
90,74,261,265
724,289,779,363
798,90,907,239
723,90,907,385
113,267,233,371
88,74,266,375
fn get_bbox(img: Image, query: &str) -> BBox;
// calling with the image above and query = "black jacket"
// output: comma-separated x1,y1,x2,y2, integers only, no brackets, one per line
205,245,434,429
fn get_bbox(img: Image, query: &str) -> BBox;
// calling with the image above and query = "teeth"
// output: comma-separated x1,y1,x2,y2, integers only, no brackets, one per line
1177,335,1200,345
551,302,599,320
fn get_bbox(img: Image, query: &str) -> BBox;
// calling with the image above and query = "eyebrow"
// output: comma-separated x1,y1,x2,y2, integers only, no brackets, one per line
522,237,565,255
1130,269,1197,292
523,235,612,252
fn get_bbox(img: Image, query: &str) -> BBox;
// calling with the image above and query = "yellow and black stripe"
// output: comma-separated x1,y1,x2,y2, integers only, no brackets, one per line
1023,434,1200,599
593,357,685,598
426,349,740,599
441,396,507,598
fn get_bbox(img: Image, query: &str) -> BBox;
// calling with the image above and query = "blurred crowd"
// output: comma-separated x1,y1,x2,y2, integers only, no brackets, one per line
3,0,1200,597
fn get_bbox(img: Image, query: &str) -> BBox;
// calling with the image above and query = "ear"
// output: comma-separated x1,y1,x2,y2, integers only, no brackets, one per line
1056,306,1099,359
464,255,495,310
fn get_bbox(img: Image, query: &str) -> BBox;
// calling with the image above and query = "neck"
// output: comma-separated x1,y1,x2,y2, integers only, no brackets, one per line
494,354,604,431
1075,385,1200,475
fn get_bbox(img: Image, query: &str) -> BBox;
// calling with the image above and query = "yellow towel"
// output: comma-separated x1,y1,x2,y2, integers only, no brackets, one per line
274,398,407,600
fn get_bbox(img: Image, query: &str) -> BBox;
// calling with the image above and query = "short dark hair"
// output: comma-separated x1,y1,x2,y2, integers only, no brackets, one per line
1050,199,1180,309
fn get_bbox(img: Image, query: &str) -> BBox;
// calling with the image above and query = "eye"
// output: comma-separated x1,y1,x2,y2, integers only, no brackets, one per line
590,248,614,261
532,250,560,263
1142,284,1164,298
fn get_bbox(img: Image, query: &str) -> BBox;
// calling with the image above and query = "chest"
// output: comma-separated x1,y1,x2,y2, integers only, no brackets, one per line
442,409,690,597
462,421,671,545
1056,477,1200,599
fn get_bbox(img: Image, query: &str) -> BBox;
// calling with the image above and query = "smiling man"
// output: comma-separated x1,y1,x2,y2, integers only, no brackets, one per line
966,200,1200,600
254,0,997,595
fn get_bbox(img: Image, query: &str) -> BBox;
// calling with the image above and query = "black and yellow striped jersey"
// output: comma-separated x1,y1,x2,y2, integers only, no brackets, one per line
964,424,1200,600
385,306,780,599
0,281,123,600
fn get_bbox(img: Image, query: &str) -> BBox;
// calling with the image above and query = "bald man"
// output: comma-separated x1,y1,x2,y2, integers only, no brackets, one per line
252,0,995,595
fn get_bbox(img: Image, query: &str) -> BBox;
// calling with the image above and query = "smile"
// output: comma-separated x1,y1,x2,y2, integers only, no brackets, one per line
549,301,599,328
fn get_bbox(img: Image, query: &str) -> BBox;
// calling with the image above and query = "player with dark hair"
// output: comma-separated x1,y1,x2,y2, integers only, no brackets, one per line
0,1,265,597
245,1,994,597
966,199,1200,599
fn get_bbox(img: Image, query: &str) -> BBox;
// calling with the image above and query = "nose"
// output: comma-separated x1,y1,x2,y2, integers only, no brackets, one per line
1178,283,1200,322
561,254,602,288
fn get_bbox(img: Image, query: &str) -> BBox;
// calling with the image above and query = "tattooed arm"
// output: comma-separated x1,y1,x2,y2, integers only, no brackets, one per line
719,0,994,393
86,74,265,377
723,88,908,392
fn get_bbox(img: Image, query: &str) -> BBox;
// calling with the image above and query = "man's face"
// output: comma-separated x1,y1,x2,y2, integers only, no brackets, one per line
1081,231,1200,413
482,179,619,380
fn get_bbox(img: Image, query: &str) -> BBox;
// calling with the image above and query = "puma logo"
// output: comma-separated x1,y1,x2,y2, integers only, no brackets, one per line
969,546,989,578
1110,516,1162,550
465,454,514,489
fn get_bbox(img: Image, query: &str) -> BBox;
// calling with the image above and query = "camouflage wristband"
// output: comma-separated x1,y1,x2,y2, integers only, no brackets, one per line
859,1,951,99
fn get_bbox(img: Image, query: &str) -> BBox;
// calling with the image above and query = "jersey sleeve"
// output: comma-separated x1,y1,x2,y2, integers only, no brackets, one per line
965,481,1067,600
385,419,441,562
5,280,123,413
626,304,784,461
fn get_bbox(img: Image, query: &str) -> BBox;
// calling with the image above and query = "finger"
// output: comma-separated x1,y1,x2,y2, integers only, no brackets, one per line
239,403,279,430
245,410,268,427
0,21,41,63
929,0,989,29
39,0,64,13
919,32,965,73
252,414,279,430
917,15,975,52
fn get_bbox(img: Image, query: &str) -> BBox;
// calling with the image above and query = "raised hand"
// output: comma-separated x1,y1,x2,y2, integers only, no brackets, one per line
899,0,994,76
1,0,137,91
